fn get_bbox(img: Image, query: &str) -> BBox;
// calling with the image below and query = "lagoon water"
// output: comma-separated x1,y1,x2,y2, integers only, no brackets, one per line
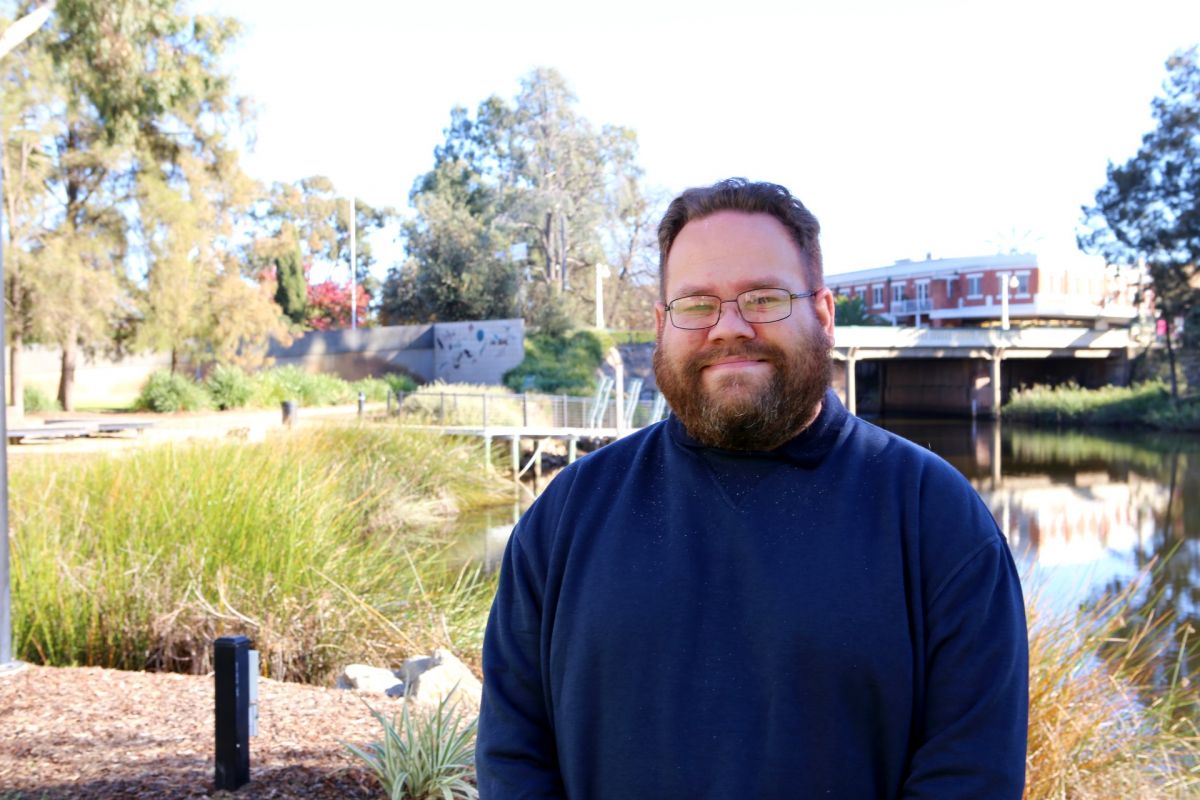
454,417,1200,679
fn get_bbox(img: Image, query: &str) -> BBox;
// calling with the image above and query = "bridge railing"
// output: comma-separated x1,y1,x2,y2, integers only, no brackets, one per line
389,389,666,430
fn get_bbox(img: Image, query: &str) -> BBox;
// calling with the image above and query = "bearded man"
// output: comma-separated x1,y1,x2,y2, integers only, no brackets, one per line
477,179,1028,799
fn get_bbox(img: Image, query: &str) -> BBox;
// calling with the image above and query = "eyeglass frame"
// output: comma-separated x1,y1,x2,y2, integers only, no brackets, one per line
663,287,823,330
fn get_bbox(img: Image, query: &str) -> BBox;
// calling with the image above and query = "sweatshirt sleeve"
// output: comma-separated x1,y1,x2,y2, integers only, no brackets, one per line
902,536,1029,799
476,526,567,800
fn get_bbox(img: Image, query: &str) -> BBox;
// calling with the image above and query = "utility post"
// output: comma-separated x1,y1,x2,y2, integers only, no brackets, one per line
0,0,57,674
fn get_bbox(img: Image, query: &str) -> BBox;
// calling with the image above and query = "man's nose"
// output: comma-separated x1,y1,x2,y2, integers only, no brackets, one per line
707,299,756,342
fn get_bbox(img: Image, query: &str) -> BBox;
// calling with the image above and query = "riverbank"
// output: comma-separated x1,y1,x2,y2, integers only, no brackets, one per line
9,422,512,684
1004,381,1200,430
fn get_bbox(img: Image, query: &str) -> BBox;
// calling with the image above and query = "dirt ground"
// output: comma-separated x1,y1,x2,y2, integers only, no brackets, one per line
0,405,453,799
0,663,420,799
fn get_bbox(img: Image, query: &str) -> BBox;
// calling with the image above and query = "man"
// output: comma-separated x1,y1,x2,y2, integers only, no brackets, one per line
477,179,1028,799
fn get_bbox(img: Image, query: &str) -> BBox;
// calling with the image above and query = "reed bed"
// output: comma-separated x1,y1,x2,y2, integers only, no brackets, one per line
1025,578,1200,799
9,424,511,684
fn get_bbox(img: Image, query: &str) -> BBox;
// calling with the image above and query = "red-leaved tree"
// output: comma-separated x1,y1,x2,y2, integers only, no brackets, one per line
306,279,370,330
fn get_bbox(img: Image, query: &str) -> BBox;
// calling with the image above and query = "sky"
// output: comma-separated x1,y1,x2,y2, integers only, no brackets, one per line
195,0,1200,282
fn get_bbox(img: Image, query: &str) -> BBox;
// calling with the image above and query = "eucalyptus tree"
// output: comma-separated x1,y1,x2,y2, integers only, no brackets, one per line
385,68,656,330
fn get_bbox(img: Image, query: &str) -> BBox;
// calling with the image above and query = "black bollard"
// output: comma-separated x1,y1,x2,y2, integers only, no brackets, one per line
214,636,252,790
281,400,297,428
357,391,366,418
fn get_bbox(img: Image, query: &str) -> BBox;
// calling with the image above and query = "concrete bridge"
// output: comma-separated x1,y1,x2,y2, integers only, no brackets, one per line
831,326,1135,416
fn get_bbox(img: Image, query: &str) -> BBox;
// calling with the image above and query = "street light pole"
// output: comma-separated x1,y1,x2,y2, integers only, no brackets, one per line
349,195,356,330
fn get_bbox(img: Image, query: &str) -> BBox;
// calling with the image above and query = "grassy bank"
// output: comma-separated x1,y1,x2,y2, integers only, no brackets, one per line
1005,381,1200,431
10,424,511,683
1026,579,1200,798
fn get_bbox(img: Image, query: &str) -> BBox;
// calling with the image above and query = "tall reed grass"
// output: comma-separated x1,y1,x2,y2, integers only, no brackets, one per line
10,424,511,684
1025,577,1200,799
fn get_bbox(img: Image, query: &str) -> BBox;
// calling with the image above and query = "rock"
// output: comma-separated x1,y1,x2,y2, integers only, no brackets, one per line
404,648,482,709
339,663,404,696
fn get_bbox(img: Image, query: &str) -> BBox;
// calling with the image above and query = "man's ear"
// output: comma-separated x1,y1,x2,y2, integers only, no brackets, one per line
815,288,835,338
654,302,667,339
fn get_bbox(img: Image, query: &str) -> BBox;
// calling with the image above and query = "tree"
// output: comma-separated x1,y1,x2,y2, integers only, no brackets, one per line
252,176,395,321
4,0,251,408
306,274,369,331
273,236,307,324
834,295,885,326
383,68,655,329
1080,47,1200,397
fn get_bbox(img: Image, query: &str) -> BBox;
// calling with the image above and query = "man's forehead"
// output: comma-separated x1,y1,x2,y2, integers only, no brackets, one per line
664,211,807,291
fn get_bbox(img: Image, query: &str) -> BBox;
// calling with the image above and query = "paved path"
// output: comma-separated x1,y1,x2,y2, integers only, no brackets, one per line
5,403,381,456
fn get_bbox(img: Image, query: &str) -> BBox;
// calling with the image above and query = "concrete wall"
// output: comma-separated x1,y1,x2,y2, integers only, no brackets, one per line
6,346,171,409
268,319,525,385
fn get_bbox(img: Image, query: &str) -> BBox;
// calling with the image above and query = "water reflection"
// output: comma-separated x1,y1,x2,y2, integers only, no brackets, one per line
879,417,1199,686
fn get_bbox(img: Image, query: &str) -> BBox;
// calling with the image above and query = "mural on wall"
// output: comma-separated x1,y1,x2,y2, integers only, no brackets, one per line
433,319,524,383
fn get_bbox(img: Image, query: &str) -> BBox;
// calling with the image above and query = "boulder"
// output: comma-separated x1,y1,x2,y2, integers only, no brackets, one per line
404,648,482,709
339,663,404,697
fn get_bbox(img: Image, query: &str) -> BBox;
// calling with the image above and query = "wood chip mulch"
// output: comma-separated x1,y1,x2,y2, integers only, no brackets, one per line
0,664,418,799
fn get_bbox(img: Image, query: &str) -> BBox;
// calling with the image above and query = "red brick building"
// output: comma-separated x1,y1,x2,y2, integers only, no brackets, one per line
825,253,1143,328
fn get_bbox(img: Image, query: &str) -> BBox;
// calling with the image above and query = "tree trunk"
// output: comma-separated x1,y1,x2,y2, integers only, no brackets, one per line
1164,317,1180,400
58,337,77,412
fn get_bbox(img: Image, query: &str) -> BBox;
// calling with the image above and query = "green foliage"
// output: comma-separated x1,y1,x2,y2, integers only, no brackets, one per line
1003,381,1200,430
273,246,308,324
385,373,419,395
503,330,608,395
382,68,655,329
248,365,353,407
834,295,885,326
9,425,510,682
205,364,253,410
135,369,211,413
344,696,479,800
22,386,60,413
1080,47,1200,396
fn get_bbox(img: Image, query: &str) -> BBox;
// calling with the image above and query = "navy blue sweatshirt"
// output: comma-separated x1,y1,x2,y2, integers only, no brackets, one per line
478,391,1028,799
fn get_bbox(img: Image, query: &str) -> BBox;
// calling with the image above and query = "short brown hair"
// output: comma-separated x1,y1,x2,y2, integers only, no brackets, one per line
657,178,823,300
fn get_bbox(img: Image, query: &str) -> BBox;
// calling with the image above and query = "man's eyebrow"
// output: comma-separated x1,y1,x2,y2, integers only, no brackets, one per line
669,278,795,298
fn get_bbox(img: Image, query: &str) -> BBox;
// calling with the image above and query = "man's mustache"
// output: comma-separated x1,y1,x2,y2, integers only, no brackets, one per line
690,343,782,369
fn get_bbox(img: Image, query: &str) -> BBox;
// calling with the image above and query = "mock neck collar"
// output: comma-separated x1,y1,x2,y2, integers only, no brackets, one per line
666,388,849,468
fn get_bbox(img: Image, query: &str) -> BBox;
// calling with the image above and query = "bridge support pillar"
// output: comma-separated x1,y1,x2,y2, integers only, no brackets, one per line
991,349,1004,418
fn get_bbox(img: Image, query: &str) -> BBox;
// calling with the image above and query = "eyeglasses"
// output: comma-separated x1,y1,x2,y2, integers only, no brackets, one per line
665,287,821,330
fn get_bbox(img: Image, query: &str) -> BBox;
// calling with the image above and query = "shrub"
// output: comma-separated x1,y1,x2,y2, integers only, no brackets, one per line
135,370,211,413
344,695,479,800
384,372,418,395
248,365,354,408
503,330,612,395
1004,381,1171,426
22,386,59,413
206,365,253,410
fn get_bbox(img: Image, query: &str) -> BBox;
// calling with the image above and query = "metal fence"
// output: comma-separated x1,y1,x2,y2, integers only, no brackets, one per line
388,380,667,430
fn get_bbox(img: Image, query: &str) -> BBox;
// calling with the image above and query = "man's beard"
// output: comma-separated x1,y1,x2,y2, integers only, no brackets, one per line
653,326,833,451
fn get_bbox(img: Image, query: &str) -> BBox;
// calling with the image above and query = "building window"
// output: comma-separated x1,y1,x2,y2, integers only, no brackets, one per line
967,274,982,298
839,287,850,296
916,281,930,301
872,286,883,307
892,283,905,303
855,286,867,299
1014,272,1030,296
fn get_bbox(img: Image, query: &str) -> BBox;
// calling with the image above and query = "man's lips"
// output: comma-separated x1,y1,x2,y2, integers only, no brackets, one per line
702,357,770,370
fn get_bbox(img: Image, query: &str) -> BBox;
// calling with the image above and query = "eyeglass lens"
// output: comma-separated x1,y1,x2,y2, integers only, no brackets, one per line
669,288,794,329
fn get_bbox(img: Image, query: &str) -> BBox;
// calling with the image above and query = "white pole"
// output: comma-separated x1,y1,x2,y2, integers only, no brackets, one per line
1000,272,1011,331
0,0,56,672
349,195,357,330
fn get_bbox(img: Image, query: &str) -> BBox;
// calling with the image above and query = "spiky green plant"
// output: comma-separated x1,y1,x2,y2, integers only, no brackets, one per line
344,694,479,800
